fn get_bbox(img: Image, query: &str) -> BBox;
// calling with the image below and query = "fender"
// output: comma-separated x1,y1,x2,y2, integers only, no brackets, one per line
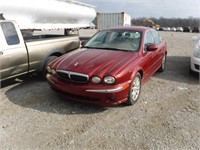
130,66,144,83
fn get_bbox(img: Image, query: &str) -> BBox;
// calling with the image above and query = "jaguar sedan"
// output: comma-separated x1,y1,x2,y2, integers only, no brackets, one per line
46,26,167,106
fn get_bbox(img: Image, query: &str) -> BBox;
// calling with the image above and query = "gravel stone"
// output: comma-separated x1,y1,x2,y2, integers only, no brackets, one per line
0,31,200,150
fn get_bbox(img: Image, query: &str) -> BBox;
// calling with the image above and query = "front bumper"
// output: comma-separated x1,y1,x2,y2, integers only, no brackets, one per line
46,74,131,105
191,55,200,73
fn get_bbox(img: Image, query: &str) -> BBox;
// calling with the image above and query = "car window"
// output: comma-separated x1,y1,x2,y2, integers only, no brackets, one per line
1,22,20,45
91,31,107,44
151,30,161,44
144,31,154,48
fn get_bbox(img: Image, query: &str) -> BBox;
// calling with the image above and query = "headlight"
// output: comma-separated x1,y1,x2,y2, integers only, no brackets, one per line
193,41,200,58
47,66,52,73
91,76,101,83
193,48,200,58
47,66,56,75
104,76,115,84
51,69,56,75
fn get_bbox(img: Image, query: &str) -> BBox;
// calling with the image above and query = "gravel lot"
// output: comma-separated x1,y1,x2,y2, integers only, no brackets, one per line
0,30,200,150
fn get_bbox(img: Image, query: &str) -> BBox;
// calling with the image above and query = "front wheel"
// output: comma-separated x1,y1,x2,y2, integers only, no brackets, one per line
126,73,141,105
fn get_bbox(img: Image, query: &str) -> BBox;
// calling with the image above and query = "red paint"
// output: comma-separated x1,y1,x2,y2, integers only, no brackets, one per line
47,26,167,105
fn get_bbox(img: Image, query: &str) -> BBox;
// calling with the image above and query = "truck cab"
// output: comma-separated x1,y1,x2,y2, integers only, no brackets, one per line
0,20,29,80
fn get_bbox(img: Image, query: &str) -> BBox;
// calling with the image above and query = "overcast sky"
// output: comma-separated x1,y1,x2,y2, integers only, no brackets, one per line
79,0,200,19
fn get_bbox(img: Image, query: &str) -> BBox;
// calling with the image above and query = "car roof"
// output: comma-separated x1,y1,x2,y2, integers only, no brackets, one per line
102,26,152,32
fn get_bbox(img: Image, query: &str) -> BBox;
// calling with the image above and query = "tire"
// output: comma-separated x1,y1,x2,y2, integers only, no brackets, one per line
158,54,166,72
41,56,58,79
126,73,141,105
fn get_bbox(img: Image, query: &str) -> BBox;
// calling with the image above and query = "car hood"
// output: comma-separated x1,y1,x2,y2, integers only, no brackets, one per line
51,48,139,77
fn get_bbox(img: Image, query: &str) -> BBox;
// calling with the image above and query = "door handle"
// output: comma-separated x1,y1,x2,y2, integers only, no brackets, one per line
0,51,3,55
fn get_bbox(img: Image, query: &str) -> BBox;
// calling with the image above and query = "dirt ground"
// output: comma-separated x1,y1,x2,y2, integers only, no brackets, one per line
0,31,200,150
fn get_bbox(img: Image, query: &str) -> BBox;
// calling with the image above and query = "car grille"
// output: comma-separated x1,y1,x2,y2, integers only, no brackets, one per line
56,70,89,83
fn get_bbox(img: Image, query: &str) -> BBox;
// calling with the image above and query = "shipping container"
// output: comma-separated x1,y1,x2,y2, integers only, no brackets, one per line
96,12,131,31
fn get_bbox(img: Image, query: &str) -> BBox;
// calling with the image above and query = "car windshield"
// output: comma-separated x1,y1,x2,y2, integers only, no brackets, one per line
83,29,142,52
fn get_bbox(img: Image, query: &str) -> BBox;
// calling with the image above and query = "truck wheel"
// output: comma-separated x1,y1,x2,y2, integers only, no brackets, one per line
125,73,141,105
42,56,58,79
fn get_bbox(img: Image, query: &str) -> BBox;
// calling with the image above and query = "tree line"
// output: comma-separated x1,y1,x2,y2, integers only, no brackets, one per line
131,17,200,27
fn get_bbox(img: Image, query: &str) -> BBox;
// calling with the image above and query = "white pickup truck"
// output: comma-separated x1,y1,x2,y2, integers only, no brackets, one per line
0,20,80,81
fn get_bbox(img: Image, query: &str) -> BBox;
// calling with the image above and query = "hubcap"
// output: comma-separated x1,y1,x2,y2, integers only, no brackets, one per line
131,76,141,101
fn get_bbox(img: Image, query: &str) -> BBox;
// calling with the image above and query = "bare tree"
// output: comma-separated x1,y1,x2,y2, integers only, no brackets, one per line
131,17,200,28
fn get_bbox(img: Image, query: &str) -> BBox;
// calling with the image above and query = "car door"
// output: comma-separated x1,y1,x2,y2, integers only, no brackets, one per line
141,30,156,80
0,22,28,81
150,29,163,70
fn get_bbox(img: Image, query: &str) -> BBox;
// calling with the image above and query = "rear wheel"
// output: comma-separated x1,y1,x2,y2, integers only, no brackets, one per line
158,54,166,72
126,73,141,105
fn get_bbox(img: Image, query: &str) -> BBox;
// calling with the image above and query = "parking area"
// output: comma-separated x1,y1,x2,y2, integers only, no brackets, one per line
0,31,200,149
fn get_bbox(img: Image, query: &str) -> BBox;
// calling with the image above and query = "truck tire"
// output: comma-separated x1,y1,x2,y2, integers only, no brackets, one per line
42,56,58,79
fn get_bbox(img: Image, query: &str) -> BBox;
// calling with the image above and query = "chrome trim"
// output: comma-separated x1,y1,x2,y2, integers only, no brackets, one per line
56,70,89,82
86,86,123,93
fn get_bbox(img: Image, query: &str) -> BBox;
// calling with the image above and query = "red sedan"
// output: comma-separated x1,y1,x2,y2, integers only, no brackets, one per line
46,26,167,106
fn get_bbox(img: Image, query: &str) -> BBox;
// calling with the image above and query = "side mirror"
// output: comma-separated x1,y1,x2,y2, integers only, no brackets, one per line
146,44,158,51
80,40,86,46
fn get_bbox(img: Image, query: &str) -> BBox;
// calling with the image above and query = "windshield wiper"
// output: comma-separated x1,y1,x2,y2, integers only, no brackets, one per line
82,46,132,52
102,47,120,50
82,46,93,49
94,47,126,51
82,46,117,50
103,47,132,52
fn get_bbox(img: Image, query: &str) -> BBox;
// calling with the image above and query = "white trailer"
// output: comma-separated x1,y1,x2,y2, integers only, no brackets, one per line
0,0,96,30
96,12,131,31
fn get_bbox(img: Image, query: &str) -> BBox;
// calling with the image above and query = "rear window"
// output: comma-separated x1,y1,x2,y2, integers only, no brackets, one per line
1,22,20,45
